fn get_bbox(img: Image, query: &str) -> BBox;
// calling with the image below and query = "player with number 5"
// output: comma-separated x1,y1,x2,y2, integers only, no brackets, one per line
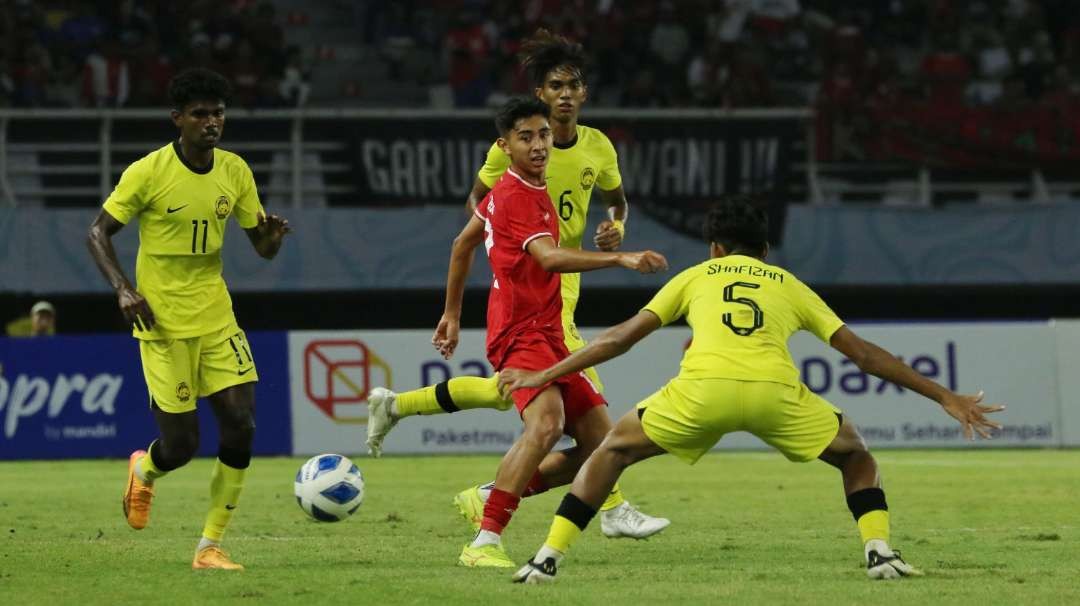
500,196,1007,583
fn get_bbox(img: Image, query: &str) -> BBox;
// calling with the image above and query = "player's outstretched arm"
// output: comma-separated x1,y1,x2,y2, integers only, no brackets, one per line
434,215,485,359
87,209,156,331
594,185,628,251
526,236,667,274
499,310,662,395
829,326,1006,440
463,178,492,215
244,212,291,259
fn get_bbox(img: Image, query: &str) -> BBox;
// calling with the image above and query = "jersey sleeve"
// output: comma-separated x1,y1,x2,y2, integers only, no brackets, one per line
232,159,264,229
102,158,151,224
594,131,622,191
642,266,696,325
477,141,510,188
506,192,554,251
473,189,492,226
790,276,845,344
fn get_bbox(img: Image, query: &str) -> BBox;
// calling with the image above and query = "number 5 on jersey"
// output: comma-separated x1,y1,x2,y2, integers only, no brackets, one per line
722,281,764,336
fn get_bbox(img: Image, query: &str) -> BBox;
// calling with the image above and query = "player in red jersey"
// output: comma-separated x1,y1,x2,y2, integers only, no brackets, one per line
374,97,668,568
459,97,667,567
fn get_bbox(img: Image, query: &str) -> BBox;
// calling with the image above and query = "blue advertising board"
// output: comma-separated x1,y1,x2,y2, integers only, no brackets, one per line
0,331,291,460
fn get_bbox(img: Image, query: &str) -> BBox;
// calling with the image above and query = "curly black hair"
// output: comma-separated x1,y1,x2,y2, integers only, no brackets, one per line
703,195,770,256
494,96,551,136
518,28,587,88
168,68,231,111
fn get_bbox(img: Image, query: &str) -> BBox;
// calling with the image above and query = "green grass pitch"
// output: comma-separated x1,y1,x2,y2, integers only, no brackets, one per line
2,450,1077,605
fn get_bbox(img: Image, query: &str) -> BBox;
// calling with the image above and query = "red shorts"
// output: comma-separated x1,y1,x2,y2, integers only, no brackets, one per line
494,331,606,423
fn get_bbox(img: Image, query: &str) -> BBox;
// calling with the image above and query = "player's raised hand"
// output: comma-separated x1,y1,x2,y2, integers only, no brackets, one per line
939,390,1006,440
617,250,668,274
118,285,155,331
431,314,461,360
257,212,292,242
497,368,545,398
593,220,624,251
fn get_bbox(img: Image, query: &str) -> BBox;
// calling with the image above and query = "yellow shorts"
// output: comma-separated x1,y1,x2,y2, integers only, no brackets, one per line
139,324,258,413
636,378,841,464
563,318,604,394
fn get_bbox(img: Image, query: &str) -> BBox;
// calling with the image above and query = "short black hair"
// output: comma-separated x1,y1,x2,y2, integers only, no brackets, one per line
169,68,231,111
703,195,769,256
518,28,587,88
494,96,551,136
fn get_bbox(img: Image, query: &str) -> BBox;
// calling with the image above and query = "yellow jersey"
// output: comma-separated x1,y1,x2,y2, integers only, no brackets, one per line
643,255,845,386
478,124,621,320
102,141,264,340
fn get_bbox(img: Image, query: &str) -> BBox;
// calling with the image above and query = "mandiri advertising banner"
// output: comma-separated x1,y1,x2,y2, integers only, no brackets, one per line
0,332,291,460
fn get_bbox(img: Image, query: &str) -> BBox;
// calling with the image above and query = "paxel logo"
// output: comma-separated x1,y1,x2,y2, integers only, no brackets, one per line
0,373,123,438
303,340,391,424
801,341,957,395
420,358,492,385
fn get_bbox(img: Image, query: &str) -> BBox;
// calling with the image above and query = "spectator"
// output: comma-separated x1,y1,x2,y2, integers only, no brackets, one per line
59,1,106,64
246,1,286,74
109,0,156,62
6,300,57,337
921,36,972,110
278,45,310,107
128,33,173,107
81,36,129,107
228,38,264,108
30,301,56,337
445,12,492,107
648,3,690,72
687,43,728,106
13,42,52,106
0,51,14,107
967,30,1012,106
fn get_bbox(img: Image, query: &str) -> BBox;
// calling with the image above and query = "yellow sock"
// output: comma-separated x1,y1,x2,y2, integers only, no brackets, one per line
395,375,512,417
395,385,440,416
599,483,625,512
545,515,584,554
856,510,890,543
201,459,247,542
449,375,513,411
139,447,167,482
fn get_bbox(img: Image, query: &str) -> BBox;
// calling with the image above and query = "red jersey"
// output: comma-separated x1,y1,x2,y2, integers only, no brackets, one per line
474,168,564,368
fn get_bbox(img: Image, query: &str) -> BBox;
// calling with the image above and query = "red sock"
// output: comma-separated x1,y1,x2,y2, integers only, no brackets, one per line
480,488,520,534
522,470,548,498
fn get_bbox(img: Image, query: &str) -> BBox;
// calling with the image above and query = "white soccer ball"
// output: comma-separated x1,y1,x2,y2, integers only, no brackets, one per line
294,454,365,522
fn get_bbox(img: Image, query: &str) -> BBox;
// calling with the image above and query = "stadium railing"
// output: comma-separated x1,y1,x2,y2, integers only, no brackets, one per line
2,107,1075,208
0,107,812,208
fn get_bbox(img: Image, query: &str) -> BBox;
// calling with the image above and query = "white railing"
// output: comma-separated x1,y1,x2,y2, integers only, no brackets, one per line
0,107,815,208
2,107,1075,208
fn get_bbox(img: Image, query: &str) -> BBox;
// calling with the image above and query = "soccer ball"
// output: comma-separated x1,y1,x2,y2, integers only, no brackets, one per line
294,454,365,522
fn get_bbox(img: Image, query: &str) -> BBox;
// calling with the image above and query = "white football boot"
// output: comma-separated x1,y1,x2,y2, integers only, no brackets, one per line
366,387,399,458
600,502,671,539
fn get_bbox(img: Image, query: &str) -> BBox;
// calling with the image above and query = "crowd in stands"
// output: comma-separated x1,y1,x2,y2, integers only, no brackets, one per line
0,0,308,108
354,1,1079,111
5,0,1080,167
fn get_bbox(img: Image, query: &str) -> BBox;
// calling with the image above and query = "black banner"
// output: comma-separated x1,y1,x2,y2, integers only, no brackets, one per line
330,114,804,241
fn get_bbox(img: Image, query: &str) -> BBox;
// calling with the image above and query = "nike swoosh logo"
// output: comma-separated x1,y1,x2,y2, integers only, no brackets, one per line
166,205,189,213
238,367,253,376
225,504,236,510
